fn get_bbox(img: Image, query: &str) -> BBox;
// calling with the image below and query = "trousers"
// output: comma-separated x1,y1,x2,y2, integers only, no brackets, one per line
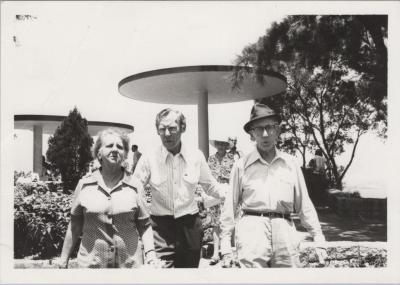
235,215,302,267
151,213,203,268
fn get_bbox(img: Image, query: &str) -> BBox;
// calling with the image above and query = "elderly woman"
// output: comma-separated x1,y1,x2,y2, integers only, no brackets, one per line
59,129,158,268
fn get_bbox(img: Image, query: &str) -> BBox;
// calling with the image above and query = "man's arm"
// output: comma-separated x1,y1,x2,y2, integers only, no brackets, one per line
133,155,152,211
198,151,227,199
220,161,241,256
293,160,326,245
133,155,151,187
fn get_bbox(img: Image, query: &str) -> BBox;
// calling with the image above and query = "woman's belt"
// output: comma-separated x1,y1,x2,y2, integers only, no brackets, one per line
243,210,292,221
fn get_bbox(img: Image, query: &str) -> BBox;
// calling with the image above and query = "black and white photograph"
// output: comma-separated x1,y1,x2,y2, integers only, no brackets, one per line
1,1,399,283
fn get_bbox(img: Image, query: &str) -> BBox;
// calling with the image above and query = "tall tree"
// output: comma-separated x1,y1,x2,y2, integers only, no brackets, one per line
46,107,93,192
233,15,387,189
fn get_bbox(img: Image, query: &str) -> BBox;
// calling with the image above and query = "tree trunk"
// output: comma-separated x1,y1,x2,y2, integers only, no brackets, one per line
329,158,343,190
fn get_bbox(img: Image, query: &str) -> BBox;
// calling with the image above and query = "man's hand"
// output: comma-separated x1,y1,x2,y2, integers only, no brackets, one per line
315,247,328,265
221,254,233,268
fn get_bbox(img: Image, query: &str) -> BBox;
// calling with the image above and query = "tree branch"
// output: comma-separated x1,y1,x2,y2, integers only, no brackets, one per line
340,129,364,180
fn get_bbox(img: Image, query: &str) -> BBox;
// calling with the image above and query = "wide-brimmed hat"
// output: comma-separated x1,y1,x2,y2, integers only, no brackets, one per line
209,136,234,149
243,103,281,133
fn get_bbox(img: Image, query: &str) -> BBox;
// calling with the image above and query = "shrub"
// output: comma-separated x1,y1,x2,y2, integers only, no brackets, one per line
46,107,93,192
14,182,72,259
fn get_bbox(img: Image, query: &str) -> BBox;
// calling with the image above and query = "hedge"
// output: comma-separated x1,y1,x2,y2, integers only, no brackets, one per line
14,177,72,259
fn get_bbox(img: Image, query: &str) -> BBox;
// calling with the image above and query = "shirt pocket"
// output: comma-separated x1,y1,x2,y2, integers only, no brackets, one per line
182,166,199,188
275,176,294,204
150,173,167,189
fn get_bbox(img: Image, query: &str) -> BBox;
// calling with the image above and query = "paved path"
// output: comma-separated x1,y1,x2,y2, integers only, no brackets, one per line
297,206,386,242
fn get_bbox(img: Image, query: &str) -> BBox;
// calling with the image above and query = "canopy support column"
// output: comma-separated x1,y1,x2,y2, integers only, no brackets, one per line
33,125,43,178
197,90,209,158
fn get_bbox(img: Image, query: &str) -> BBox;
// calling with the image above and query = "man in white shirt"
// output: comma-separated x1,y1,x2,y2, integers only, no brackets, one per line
220,103,327,267
131,144,142,173
134,108,226,268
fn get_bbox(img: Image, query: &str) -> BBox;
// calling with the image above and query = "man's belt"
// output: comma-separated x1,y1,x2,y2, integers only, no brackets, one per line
243,210,292,221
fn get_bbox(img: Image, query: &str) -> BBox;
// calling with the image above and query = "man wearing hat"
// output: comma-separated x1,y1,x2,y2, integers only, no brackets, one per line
220,103,327,267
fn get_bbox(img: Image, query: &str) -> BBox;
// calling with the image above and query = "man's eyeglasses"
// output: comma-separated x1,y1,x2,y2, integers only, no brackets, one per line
158,126,179,135
251,124,279,136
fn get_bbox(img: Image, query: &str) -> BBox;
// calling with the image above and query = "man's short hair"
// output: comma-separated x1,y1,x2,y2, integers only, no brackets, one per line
132,144,138,151
155,108,186,132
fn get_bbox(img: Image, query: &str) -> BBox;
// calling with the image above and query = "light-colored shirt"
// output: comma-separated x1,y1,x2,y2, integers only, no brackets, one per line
71,170,151,268
314,155,327,174
220,148,325,255
134,143,226,218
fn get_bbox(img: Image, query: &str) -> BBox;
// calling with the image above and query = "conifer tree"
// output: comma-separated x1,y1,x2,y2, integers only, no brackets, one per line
46,107,93,192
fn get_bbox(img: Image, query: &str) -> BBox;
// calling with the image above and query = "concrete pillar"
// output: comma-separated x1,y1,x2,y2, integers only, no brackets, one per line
33,125,43,178
197,90,209,158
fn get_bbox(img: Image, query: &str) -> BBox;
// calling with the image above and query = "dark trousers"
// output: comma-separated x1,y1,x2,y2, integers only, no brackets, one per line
151,214,203,268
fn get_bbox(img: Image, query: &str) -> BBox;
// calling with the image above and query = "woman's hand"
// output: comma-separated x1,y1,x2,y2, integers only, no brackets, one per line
144,258,166,268
54,257,68,269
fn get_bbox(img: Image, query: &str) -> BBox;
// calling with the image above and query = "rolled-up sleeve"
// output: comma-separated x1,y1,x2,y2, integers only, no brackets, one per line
293,162,326,244
220,161,242,255
133,156,151,210
133,155,150,187
136,192,152,233
198,151,226,199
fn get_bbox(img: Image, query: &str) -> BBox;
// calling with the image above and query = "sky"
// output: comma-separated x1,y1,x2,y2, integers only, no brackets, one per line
1,1,395,198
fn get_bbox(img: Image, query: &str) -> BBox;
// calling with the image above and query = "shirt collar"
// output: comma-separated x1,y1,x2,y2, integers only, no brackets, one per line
82,169,137,189
244,147,288,169
160,141,187,162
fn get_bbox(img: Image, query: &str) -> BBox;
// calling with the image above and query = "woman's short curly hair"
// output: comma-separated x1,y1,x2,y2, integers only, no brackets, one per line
93,129,130,162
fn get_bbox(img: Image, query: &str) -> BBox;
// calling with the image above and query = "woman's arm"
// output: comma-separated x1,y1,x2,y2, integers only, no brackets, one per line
59,215,83,268
137,220,156,264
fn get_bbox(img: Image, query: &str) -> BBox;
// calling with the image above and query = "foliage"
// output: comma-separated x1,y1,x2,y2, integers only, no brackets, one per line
14,181,72,259
233,15,387,189
46,107,93,192
300,246,386,268
14,171,30,185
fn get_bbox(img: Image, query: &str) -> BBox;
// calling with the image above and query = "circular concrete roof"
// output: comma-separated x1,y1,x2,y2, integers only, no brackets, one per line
118,65,287,104
14,115,134,136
